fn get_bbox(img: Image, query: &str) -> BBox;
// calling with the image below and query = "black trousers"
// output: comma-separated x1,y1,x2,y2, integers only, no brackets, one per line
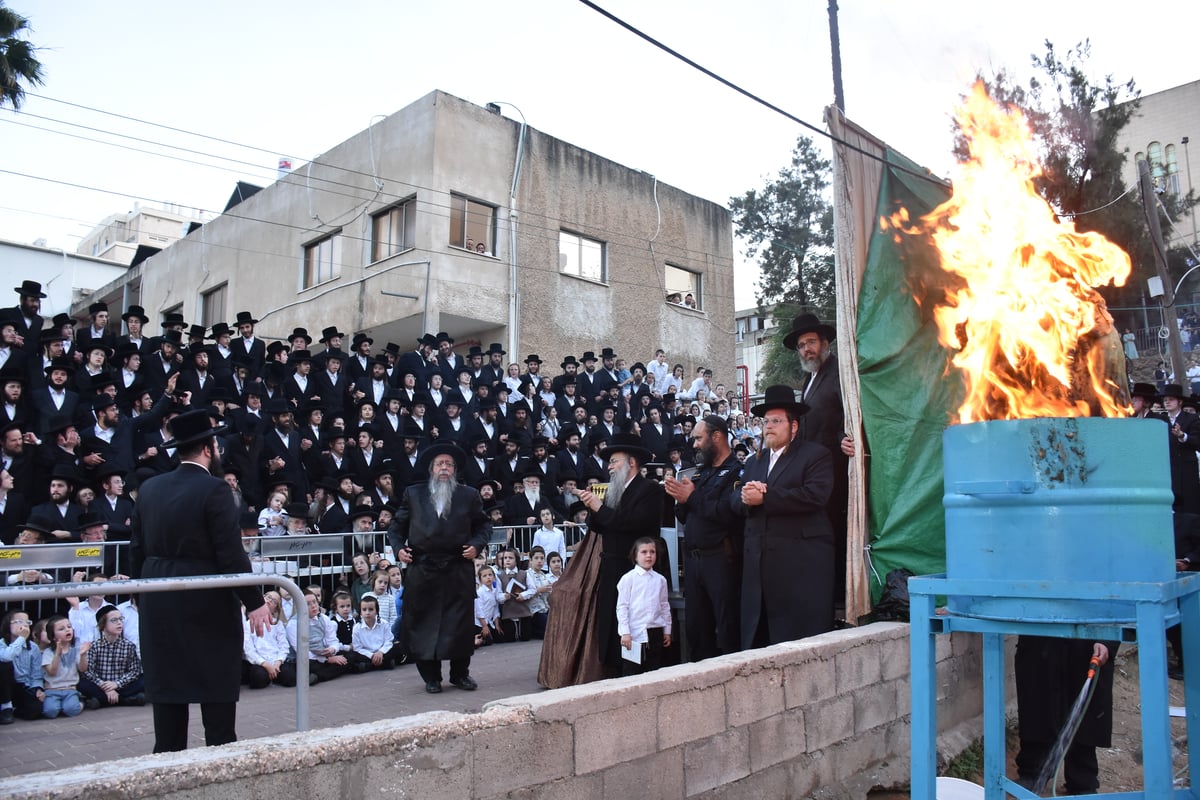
1016,738,1099,793
242,660,298,689
620,627,666,677
415,658,470,685
684,550,741,661
151,701,237,752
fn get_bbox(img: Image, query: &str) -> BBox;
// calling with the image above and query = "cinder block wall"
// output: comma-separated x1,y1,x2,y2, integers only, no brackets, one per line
3,623,997,800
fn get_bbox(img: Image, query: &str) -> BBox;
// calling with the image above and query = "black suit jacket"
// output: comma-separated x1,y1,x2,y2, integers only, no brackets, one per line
130,463,264,703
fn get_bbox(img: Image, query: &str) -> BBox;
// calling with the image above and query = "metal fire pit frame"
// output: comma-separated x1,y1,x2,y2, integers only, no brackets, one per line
909,572,1200,800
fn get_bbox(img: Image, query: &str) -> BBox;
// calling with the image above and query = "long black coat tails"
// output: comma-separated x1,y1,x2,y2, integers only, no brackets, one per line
392,483,490,662
130,462,265,704
732,439,834,648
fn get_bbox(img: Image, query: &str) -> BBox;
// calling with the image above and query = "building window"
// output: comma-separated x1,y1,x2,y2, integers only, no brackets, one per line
1166,144,1181,197
1148,141,1165,191
371,198,416,262
558,230,605,282
448,194,495,254
665,264,702,309
303,231,343,289
201,284,227,327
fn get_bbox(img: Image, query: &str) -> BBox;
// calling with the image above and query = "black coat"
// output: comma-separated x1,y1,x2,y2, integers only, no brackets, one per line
392,483,490,661
1155,412,1200,513
1016,636,1117,748
585,474,664,669
129,462,265,704
731,439,834,648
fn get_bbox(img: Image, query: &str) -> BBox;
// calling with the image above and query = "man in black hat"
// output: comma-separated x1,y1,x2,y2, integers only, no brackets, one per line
574,433,665,675
732,385,834,647
1130,382,1159,419
345,332,375,382
5,280,45,357
482,343,506,387
391,441,490,693
144,330,183,394
130,408,272,752
313,348,349,418
665,415,743,660
31,463,86,540
396,334,438,389
1158,384,1200,512
31,356,79,436
262,398,308,501
312,326,345,373
436,332,462,384
504,466,554,526
232,311,265,376
782,313,852,612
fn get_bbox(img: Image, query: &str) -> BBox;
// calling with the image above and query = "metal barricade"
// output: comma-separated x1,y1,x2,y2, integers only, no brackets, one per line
0,574,311,731
487,523,587,563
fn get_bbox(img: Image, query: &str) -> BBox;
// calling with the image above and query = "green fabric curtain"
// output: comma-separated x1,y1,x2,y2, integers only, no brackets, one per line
857,151,960,599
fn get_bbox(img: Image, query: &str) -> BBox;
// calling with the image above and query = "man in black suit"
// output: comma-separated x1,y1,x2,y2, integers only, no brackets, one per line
30,357,79,437
390,441,490,694
232,311,266,377
395,334,439,389
782,314,852,614
1159,384,1200,512
260,398,308,501
4,280,45,358
504,467,554,526
74,301,115,353
130,409,272,752
574,433,665,675
731,385,834,648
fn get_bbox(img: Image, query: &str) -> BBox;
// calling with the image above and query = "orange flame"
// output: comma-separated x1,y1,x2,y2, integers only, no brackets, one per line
885,82,1131,423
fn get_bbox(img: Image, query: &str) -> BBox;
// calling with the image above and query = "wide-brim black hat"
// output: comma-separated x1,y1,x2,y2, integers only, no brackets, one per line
234,311,259,326
1163,384,1187,400
121,305,150,324
349,504,378,522
162,408,231,449
599,432,653,465
782,313,836,350
750,384,810,418
14,280,46,298
1130,382,1158,400
415,441,466,476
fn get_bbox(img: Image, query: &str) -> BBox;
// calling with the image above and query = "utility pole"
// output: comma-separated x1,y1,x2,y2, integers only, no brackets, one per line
1184,136,1197,246
827,0,845,112
1140,158,1188,382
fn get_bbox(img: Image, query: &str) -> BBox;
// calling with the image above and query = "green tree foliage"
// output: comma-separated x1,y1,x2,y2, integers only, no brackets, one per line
0,1,44,110
753,302,811,393
963,40,1157,309
729,136,835,311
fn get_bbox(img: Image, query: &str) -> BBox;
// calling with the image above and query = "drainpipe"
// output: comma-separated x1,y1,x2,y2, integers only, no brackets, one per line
490,102,528,357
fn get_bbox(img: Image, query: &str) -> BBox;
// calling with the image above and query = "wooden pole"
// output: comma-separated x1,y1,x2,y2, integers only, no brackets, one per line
827,0,845,112
1139,158,1188,384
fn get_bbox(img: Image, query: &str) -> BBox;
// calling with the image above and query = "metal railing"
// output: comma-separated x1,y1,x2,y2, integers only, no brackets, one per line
0,574,311,731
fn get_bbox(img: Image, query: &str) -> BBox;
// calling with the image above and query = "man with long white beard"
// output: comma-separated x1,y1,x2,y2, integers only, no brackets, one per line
504,468,554,527
391,442,490,694
577,433,665,677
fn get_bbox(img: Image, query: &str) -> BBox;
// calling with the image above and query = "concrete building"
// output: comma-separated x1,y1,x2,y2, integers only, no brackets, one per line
75,203,206,265
734,304,783,406
0,239,128,317
82,90,735,380
1117,78,1200,251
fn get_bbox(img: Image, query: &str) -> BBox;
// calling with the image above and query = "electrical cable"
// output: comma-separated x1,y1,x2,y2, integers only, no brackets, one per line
574,0,948,189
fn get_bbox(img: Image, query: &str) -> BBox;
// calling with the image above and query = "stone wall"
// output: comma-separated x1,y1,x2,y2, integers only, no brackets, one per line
4,622,994,800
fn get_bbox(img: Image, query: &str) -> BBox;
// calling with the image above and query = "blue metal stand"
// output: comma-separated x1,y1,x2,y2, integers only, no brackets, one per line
910,573,1200,800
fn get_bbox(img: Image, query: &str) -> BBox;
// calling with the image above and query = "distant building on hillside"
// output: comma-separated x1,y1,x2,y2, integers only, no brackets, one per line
76,203,206,265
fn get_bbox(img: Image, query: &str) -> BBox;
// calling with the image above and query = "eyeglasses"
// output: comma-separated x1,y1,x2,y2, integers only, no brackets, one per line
104,615,124,624
763,416,790,426
9,619,30,626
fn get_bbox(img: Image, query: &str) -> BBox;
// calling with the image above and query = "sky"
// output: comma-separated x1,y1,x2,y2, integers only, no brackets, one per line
3,0,1199,310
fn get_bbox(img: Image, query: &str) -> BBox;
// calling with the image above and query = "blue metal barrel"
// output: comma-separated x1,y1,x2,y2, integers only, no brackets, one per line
942,417,1175,622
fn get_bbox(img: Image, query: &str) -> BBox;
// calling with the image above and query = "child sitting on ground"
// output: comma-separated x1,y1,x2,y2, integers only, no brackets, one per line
351,595,397,671
286,590,350,684
79,604,144,708
243,591,297,689
42,615,89,717
0,610,43,721
616,537,672,677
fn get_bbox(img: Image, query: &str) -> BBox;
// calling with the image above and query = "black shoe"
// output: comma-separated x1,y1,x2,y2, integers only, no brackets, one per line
352,662,370,674
84,697,101,710
0,708,13,725
424,681,443,694
308,672,319,686
117,693,146,707
450,675,478,691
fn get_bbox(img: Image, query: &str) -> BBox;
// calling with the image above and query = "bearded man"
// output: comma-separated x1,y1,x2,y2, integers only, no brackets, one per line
391,442,490,694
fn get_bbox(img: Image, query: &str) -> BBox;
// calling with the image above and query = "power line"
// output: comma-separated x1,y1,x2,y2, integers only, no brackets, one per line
574,0,948,189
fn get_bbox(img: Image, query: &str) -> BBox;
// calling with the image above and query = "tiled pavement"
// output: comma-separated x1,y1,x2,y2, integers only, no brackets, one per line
0,639,545,780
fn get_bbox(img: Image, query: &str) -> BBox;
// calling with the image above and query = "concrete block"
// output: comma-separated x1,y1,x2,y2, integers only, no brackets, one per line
879,634,911,681
496,774,604,800
853,679,898,733
895,675,912,718
366,733,472,799
600,749,684,800
488,677,662,727
472,721,573,795
788,750,836,797
658,684,727,750
683,728,750,796
574,698,658,774
748,707,807,772
829,725,889,783
804,695,853,752
936,656,957,701
688,761,790,800
834,641,882,693
783,654,837,708
725,666,784,727
935,634,953,663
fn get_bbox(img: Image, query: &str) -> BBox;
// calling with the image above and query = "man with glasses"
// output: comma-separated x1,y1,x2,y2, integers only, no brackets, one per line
732,385,834,648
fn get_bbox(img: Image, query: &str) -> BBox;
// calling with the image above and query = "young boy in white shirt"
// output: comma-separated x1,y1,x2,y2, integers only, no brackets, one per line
616,537,672,676
351,595,396,671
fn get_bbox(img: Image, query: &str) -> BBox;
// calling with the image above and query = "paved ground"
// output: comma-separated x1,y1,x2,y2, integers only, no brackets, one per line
0,639,546,779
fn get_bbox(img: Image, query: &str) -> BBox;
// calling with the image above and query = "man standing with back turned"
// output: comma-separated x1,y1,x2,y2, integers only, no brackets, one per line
130,409,272,752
